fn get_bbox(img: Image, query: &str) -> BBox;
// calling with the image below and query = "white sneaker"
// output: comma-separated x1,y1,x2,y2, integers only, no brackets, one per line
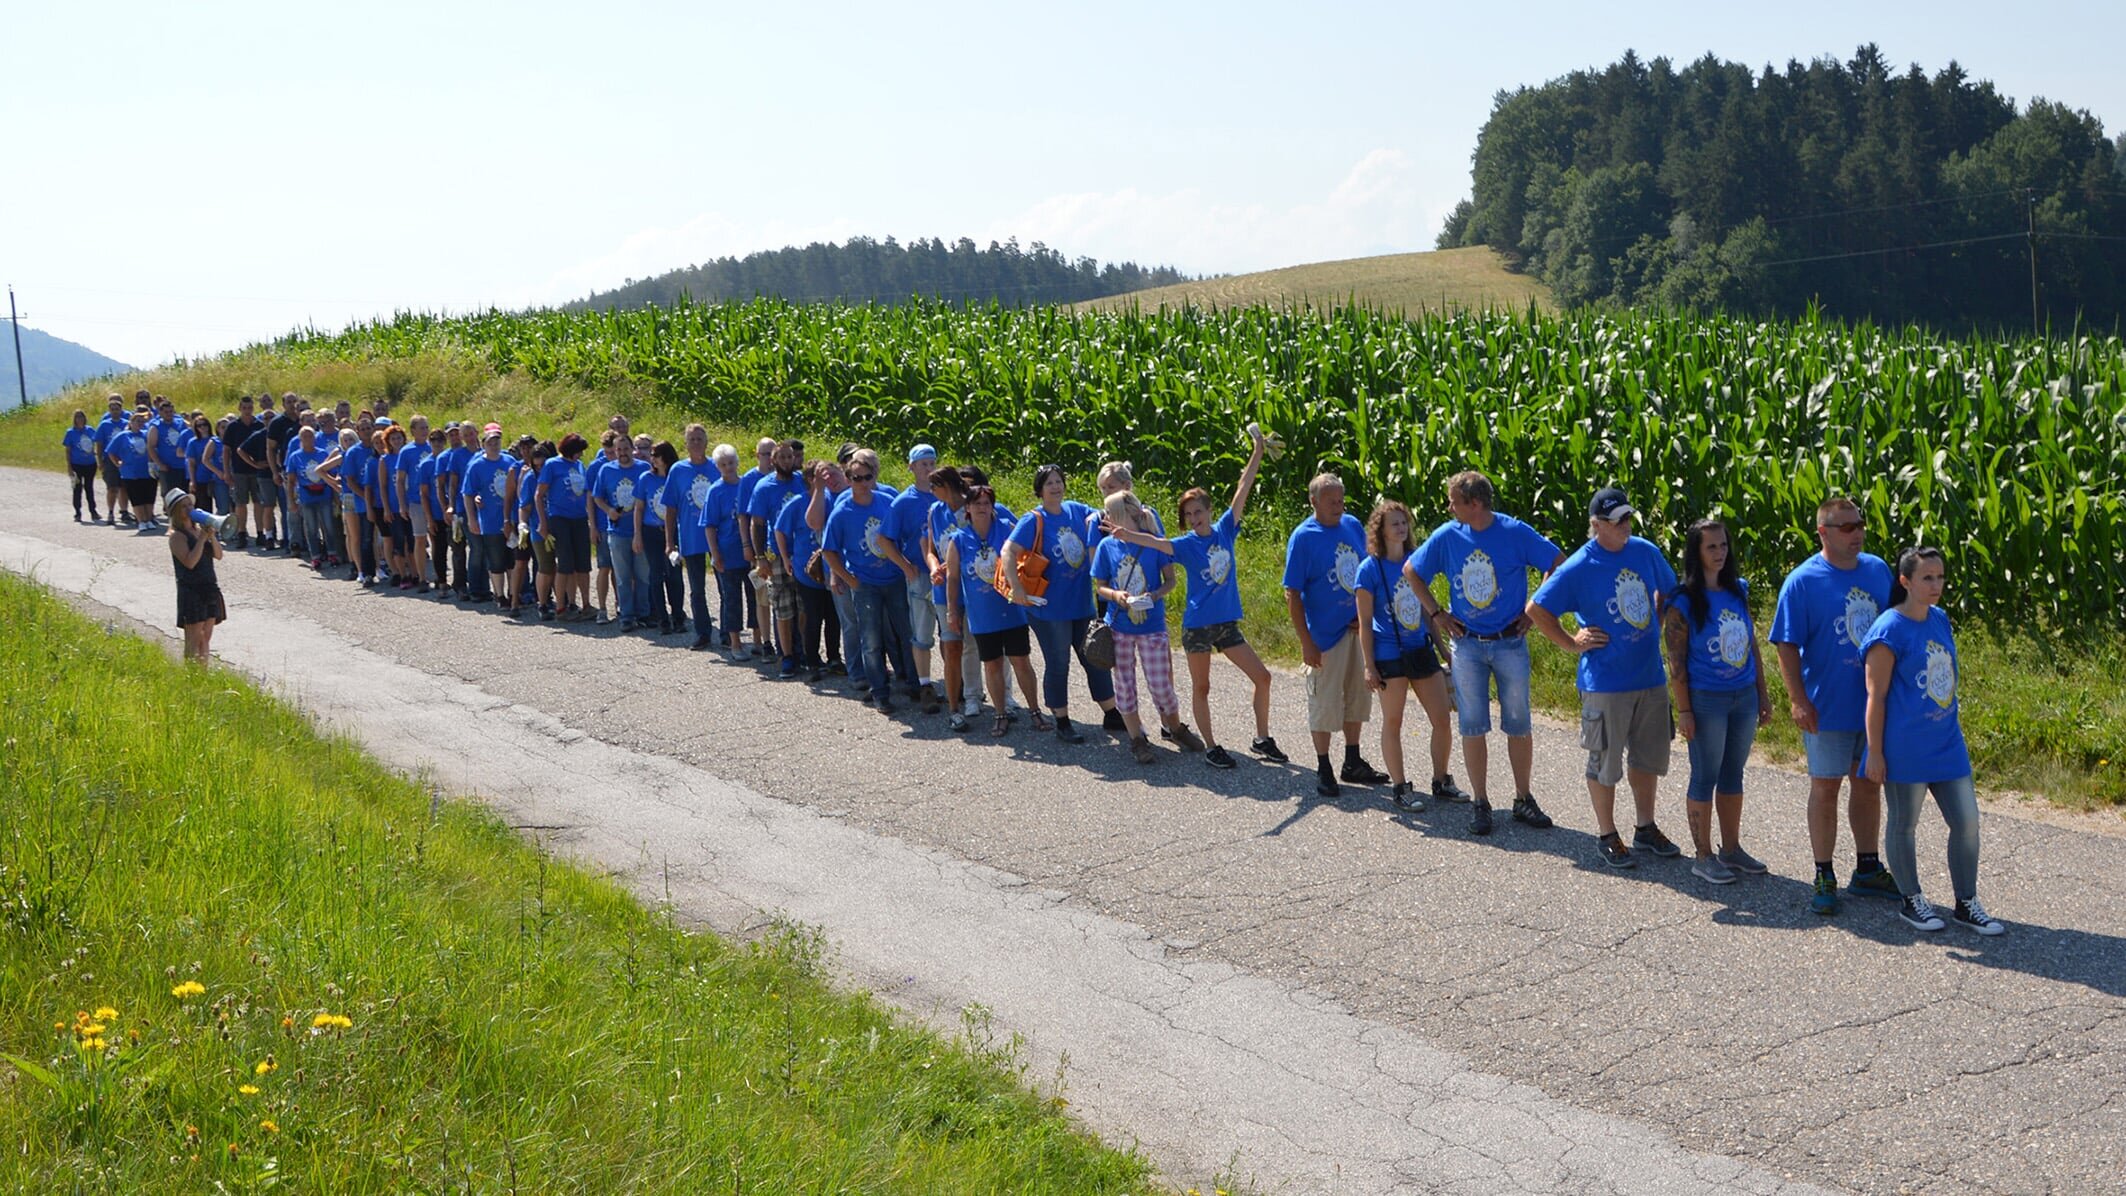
961,696,981,718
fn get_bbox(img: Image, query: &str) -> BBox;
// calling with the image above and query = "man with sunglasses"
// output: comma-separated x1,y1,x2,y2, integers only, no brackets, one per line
822,448,927,714
1770,495,1899,914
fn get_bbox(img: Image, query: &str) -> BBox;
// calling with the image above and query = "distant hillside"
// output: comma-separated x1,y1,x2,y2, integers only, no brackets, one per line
0,324,133,405
1077,247,1549,314
571,235,1192,311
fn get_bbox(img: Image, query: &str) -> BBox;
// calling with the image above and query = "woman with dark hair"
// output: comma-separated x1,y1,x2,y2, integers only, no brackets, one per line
780,459,841,679
1001,463,1111,744
379,424,413,586
945,484,1044,735
641,441,686,634
62,409,103,522
184,415,214,515
1355,499,1462,811
539,432,594,621
516,440,559,618
165,490,225,664
1663,518,1773,885
1862,547,2003,935
926,465,977,728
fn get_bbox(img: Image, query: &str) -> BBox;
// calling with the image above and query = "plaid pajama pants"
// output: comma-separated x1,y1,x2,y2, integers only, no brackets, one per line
1111,628,1177,717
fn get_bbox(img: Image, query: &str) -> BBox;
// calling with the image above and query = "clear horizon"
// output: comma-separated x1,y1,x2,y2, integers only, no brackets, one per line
5,0,2121,369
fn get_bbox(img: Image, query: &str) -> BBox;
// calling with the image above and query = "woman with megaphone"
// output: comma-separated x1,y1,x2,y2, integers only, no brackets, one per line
165,490,227,665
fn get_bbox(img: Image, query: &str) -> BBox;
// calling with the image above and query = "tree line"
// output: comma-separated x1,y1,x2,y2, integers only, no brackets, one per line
1438,46,2126,329
569,236,1192,312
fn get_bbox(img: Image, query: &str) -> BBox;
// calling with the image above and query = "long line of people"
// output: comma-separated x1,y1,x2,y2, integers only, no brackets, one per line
62,393,2004,937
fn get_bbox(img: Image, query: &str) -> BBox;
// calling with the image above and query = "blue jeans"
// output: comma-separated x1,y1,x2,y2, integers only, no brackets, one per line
1684,686,1759,801
717,567,749,645
853,580,916,698
832,587,861,670
682,554,714,639
1029,614,1114,711
1450,634,1533,737
1885,775,1981,903
606,532,649,621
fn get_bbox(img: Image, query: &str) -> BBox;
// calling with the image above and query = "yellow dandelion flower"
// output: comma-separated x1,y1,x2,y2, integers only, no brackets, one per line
83,1038,107,1052
259,1120,279,1135
280,1016,294,1029
227,1143,240,1157
171,980,206,999
254,1058,277,1076
94,1006,118,1021
311,1013,353,1030
127,1028,140,1043
239,1084,260,1096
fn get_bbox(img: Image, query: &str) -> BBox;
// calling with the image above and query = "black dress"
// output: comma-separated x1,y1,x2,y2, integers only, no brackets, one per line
173,525,227,627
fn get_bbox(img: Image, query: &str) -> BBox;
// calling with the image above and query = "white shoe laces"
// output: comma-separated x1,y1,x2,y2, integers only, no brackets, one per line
1960,897,1995,925
1906,894,1940,923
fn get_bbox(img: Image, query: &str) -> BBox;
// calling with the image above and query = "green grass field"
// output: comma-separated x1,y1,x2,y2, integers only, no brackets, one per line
1074,247,1551,315
0,570,1154,1192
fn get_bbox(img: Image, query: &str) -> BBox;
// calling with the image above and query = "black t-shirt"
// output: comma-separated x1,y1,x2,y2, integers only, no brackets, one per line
239,428,273,473
266,414,301,469
226,416,263,474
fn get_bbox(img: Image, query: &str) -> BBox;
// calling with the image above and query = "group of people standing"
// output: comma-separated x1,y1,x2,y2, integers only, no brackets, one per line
59,392,2003,937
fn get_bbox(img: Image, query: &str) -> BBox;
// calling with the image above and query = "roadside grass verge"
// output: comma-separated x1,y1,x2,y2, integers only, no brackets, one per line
0,570,1152,1192
4,366,2118,807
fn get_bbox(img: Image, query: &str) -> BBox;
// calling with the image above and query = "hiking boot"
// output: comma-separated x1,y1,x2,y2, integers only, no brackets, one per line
1469,798,1494,837
1204,745,1236,769
1598,833,1635,869
1390,781,1422,812
1811,872,1840,916
1692,854,1737,885
1717,844,1768,874
1250,736,1288,763
1899,894,1946,932
1430,774,1472,804
1632,823,1682,858
1510,793,1554,829
1848,866,1901,900
1164,723,1205,752
1953,898,2004,936
1129,735,1157,765
1339,756,1388,785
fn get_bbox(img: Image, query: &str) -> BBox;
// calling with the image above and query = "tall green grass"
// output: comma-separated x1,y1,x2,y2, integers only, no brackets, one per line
0,572,1151,1192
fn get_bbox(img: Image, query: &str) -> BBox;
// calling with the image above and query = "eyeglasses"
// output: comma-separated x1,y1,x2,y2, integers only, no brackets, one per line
1819,521,1865,533
849,472,875,483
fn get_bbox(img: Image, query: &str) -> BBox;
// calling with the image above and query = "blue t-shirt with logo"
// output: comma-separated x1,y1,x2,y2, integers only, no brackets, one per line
202,439,224,483
592,459,651,536
774,490,824,590
746,472,802,531
953,520,1029,636
184,434,208,482
64,426,98,466
1356,553,1432,661
737,465,765,524
516,462,541,538
1169,508,1245,630
395,444,429,512
585,451,610,534
1092,535,1168,634
702,475,747,564
1005,501,1098,622
462,454,514,535
378,446,402,515
414,456,443,520
890,486,938,575
1860,606,1971,784
94,413,126,458
437,446,473,513
539,457,590,520
1412,513,1562,636
342,444,373,514
110,430,152,480
150,417,188,471
1680,583,1758,692
661,461,714,557
824,492,904,586
1531,535,1678,694
638,470,667,530
1768,553,1893,734
284,447,334,505
1281,513,1367,652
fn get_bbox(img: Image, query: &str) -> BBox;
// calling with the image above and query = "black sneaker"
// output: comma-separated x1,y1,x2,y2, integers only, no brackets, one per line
1598,833,1636,869
1315,765,1340,798
1511,794,1555,829
1952,898,2004,936
1204,745,1236,769
1339,757,1389,785
1390,781,1422,812
1469,799,1494,836
1633,823,1682,858
1102,709,1127,733
1055,720,1085,745
1250,736,1288,763
1430,774,1472,804
1899,894,1946,931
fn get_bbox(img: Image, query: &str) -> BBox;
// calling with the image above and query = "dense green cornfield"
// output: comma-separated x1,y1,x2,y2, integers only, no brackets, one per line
259,301,2126,623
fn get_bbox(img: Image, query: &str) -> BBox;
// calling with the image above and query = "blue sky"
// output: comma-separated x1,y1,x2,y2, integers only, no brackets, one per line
6,0,2121,368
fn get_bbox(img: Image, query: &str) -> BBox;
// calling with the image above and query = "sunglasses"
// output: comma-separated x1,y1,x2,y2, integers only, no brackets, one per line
849,472,875,483
1819,520,1865,533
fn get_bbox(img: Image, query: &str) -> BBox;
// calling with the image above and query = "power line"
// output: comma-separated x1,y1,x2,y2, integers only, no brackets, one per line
1756,231,2027,268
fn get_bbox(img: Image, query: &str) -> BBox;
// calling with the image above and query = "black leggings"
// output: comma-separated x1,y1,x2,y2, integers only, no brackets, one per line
70,463,101,517
641,524,684,626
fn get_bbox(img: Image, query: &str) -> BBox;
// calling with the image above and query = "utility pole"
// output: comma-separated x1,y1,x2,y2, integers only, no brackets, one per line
7,287,25,409
2026,191,2040,337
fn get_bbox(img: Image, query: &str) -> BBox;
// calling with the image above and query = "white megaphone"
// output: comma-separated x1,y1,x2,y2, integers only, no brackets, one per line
189,508,232,534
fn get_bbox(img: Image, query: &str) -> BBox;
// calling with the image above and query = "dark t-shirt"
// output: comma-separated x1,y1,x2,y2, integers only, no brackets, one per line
239,428,273,474
226,417,264,474
266,414,301,470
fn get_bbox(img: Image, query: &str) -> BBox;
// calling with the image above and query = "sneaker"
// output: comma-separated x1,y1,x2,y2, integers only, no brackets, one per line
1250,736,1288,763
1055,720,1085,745
778,659,797,679
1204,745,1236,769
962,696,982,719
1469,798,1494,837
1598,834,1635,869
1390,781,1422,812
1315,765,1340,799
1632,823,1682,858
1899,894,1946,932
595,612,613,626
1716,844,1767,874
1102,709,1127,732
1130,735,1157,765
1339,757,1389,785
1430,774,1472,804
1952,898,2004,936
1848,866,1901,900
1811,872,1840,916
1510,794,1554,829
947,712,971,733
920,691,942,715
827,660,848,675
1692,854,1737,885
876,700,896,717
1165,723,1205,752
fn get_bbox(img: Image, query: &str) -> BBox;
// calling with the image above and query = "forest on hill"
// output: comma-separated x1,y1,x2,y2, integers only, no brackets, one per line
570,236,1191,311
1438,45,2126,328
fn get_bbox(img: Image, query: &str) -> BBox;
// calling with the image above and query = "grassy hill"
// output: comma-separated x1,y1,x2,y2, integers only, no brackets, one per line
0,324,132,404
1077,246,1549,314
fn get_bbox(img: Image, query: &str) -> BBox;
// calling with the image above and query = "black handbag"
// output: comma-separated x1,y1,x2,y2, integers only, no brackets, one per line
1083,620,1117,670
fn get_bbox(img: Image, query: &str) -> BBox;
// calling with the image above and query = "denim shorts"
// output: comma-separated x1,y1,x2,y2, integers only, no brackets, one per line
906,579,936,650
1802,729,1866,779
1450,634,1532,737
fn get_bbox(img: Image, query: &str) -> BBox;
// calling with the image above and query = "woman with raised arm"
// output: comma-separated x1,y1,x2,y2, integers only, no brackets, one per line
1000,463,1114,744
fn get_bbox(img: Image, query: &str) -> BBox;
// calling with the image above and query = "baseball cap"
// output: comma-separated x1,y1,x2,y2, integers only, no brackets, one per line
482,422,503,437
1588,487,1636,521
907,443,938,465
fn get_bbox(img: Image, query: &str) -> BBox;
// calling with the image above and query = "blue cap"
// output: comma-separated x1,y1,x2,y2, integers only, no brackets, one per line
907,444,938,465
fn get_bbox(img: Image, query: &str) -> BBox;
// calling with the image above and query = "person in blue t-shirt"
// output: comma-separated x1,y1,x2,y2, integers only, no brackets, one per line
776,459,841,679
823,448,927,713
999,463,1113,745
1283,472,1388,797
698,442,754,656
1093,490,1185,764
1769,494,1899,915
462,426,518,605
109,409,159,529
946,485,1044,736
281,426,342,566
1528,487,1680,870
1861,548,2003,936
62,409,104,522
892,446,945,700
415,429,450,591
435,423,472,596
1662,518,1773,886
537,432,594,620
744,439,805,661
659,428,719,649
93,393,129,521
591,435,653,630
514,441,555,617
1406,470,1566,834
1353,500,1461,814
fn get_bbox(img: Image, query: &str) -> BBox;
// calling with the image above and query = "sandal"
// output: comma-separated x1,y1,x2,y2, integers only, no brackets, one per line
1030,711,1054,732
990,713,1011,737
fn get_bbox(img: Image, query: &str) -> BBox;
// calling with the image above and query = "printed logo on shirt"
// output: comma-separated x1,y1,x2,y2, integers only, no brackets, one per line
1459,548,1499,609
1919,639,1956,708
862,516,885,560
1607,567,1652,630
304,462,322,484
488,472,508,500
1392,576,1426,631
1838,586,1878,649
688,475,711,510
613,477,637,510
1331,541,1360,593
1711,608,1750,668
640,478,663,511
1114,553,1150,625
565,469,586,496
1205,544,1233,587
969,541,1000,584
1057,524,1086,569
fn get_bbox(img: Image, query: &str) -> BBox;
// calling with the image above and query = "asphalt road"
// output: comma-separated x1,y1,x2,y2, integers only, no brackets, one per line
7,466,2121,1195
